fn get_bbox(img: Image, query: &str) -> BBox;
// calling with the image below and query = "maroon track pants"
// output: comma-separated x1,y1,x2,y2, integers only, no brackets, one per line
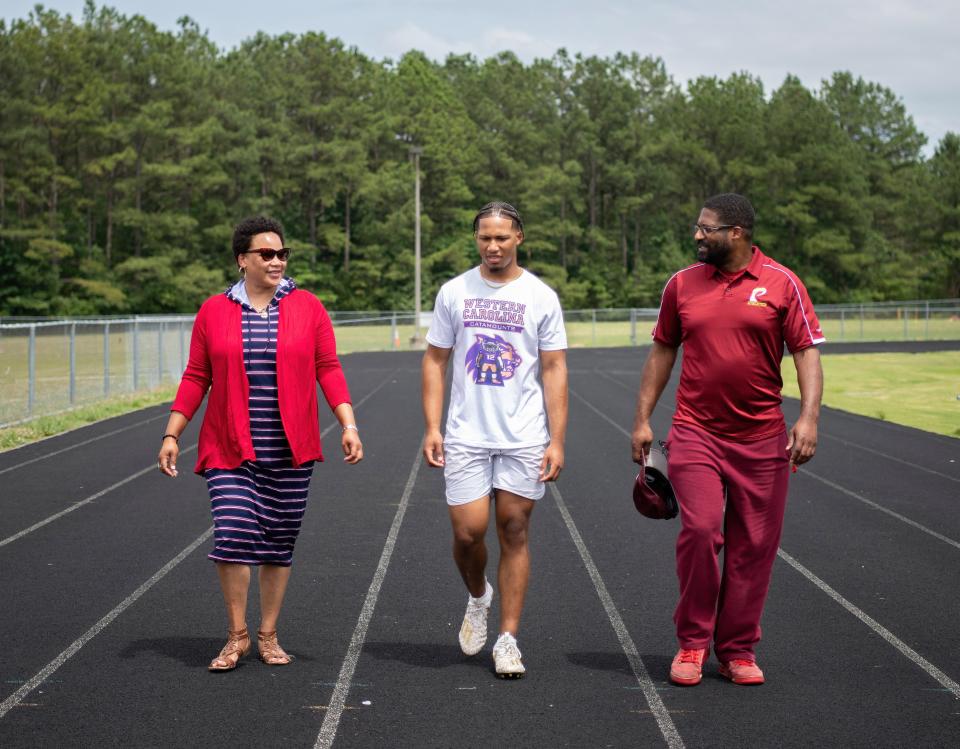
667,422,790,662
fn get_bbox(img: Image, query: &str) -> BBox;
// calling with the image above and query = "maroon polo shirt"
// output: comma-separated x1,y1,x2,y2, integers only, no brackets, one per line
653,246,825,441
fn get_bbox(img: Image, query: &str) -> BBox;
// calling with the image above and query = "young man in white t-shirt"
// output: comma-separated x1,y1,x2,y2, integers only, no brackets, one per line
422,201,568,678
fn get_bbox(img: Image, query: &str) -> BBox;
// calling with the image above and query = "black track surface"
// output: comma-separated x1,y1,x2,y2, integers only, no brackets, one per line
1,346,958,748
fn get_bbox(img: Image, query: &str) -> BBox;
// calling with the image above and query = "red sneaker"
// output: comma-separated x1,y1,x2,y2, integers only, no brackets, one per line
669,647,709,686
719,659,765,685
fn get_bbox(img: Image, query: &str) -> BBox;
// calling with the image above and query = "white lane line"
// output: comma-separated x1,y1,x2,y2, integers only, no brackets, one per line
550,483,684,749
0,372,396,550
594,369,636,390
576,382,959,547
798,469,960,551
777,548,960,700
592,368,960,484
341,371,396,419
0,413,168,476
592,369,674,415
570,386,633,438
0,373,398,716
568,369,642,375
314,448,422,749
0,527,213,718
0,444,198,549
815,433,959,484
572,384,960,701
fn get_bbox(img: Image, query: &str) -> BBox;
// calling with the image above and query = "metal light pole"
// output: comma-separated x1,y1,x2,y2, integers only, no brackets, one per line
410,145,424,344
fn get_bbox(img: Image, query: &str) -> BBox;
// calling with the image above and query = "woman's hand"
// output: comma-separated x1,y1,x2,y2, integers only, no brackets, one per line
342,428,363,464
158,436,180,477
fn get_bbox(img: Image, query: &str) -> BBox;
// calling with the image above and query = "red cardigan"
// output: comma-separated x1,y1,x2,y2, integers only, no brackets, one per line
172,289,351,472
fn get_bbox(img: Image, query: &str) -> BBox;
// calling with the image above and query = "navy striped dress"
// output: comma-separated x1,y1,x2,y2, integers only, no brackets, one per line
204,281,313,567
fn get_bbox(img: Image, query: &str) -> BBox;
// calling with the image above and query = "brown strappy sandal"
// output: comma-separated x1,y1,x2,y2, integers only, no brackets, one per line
208,627,251,672
257,630,293,666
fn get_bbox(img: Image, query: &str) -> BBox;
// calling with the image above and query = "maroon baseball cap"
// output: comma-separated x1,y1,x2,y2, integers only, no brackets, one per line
633,447,678,520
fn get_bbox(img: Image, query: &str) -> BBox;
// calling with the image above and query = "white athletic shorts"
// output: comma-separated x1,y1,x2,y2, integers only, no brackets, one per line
443,443,547,505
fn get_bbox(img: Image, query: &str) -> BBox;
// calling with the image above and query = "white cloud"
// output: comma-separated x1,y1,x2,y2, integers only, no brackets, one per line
3,0,956,149
480,27,553,58
381,21,554,61
382,21,470,60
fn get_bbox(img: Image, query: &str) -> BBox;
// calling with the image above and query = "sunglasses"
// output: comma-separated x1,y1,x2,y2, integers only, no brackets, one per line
241,248,291,261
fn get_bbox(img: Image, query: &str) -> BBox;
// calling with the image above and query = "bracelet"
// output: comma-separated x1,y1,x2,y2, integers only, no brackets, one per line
162,434,179,444
341,424,359,433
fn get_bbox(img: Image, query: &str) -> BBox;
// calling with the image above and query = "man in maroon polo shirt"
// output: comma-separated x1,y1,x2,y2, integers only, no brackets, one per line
631,193,824,687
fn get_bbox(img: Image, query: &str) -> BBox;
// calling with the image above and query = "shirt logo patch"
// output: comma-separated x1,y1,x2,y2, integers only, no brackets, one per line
747,287,768,307
466,334,521,387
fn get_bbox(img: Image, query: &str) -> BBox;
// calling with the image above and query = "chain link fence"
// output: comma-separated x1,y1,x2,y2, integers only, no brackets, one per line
814,300,960,342
0,316,194,427
2,299,958,427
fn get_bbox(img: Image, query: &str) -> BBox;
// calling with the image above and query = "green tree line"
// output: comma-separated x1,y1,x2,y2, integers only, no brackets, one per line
1,2,958,315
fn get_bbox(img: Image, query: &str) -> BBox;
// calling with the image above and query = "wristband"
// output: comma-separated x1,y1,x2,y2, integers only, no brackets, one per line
162,434,179,444
341,425,359,433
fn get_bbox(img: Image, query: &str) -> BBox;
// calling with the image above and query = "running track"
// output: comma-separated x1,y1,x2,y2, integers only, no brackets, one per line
1,345,958,748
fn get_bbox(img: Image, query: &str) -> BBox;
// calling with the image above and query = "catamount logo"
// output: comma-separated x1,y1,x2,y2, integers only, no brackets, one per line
748,287,768,307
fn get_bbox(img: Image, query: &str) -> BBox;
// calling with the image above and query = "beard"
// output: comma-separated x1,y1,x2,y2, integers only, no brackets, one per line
483,254,514,274
697,238,731,266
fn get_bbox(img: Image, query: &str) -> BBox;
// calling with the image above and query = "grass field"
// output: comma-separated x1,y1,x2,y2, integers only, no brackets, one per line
0,385,176,451
780,351,960,438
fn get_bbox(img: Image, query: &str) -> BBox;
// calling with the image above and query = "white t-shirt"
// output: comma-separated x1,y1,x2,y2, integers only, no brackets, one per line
426,267,567,448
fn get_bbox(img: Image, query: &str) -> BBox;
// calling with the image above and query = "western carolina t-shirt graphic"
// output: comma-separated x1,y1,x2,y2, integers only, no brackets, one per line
465,334,521,386
425,268,567,448
462,297,526,333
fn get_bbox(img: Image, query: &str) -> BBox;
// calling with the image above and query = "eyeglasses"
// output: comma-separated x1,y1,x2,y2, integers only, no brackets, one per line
692,224,736,236
241,248,291,261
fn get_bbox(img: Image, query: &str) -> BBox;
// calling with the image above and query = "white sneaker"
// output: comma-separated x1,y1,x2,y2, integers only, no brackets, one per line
492,632,525,679
458,580,493,656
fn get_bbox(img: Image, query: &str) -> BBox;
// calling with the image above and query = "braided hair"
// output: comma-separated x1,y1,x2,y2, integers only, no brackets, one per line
473,201,524,232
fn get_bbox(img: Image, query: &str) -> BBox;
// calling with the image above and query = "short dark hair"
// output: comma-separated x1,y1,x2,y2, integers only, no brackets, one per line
232,216,285,260
703,193,754,239
473,201,523,232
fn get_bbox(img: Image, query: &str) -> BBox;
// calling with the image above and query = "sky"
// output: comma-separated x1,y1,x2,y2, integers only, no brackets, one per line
4,1,957,154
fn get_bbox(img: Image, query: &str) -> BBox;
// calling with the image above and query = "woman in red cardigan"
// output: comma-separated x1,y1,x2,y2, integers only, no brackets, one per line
157,216,363,672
